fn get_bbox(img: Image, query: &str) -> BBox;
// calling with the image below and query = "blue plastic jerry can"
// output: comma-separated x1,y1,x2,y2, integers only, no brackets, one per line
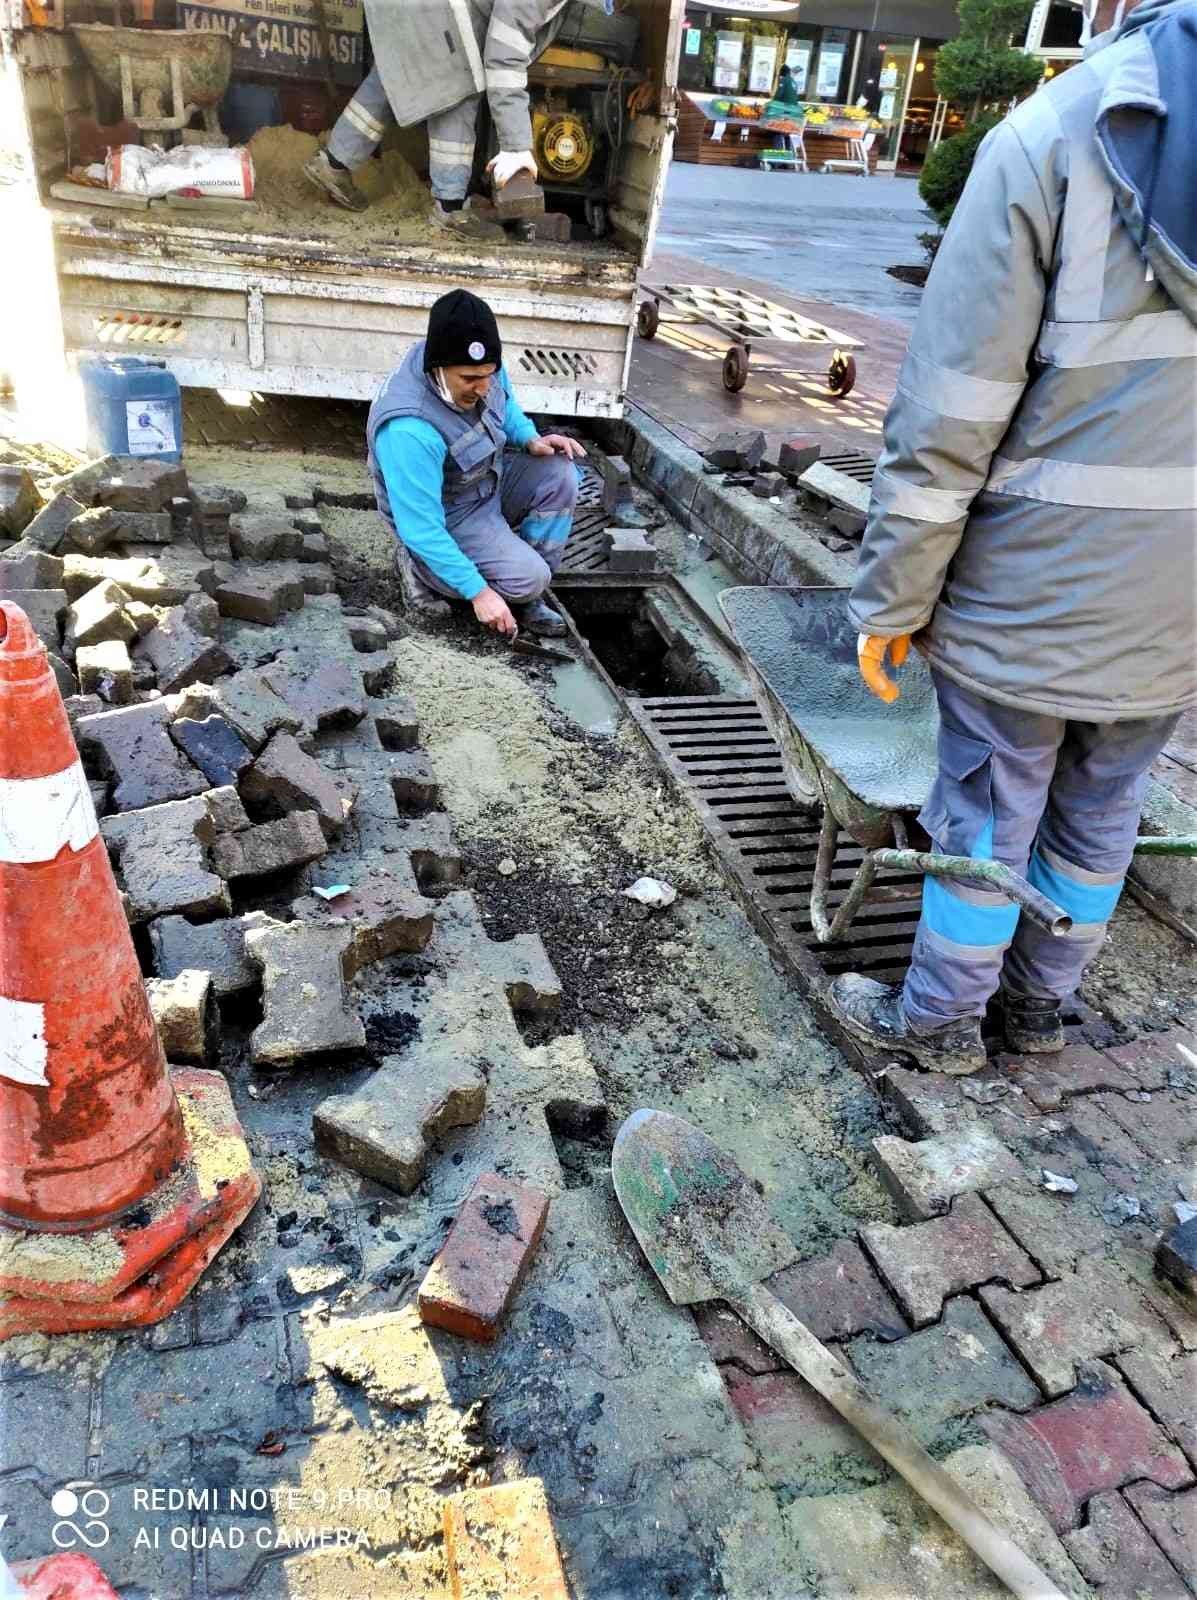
78,356,183,463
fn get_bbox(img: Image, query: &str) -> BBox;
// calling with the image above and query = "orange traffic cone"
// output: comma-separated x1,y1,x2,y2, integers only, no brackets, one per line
9,1553,123,1599
0,600,261,1338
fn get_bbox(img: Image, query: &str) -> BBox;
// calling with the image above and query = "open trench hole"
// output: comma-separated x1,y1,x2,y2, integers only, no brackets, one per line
556,584,726,698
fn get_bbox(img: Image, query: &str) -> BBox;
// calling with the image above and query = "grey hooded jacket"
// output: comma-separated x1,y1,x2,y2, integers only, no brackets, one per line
363,0,570,151
848,0,1197,722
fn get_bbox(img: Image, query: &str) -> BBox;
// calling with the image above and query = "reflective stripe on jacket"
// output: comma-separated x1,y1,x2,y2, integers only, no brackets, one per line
849,1,1197,722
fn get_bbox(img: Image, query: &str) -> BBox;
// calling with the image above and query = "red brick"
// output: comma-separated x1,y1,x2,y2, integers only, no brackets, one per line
980,1260,1174,1397
869,1127,1025,1220
981,1361,1192,1533
1016,1043,1141,1112
1124,1484,1197,1588
443,1477,569,1600
693,1303,783,1375
722,1366,884,1495
878,1065,970,1136
417,1173,548,1342
1062,1098,1152,1174
1093,1089,1197,1166
983,1180,1114,1276
1101,1027,1197,1085
768,1239,908,1343
860,1193,1039,1327
1063,1491,1190,1600
1116,1346,1197,1462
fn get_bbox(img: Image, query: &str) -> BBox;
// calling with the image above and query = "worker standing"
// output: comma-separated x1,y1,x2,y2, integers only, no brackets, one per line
367,289,585,637
829,0,1197,1076
304,0,582,217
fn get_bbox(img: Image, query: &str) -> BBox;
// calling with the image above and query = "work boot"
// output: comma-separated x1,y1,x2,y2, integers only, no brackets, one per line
393,543,450,621
515,598,568,638
828,974,987,1076
1000,991,1065,1055
303,149,369,212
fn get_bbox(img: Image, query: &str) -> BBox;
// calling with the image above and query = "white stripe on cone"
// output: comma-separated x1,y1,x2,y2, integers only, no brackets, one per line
0,996,49,1086
0,759,99,864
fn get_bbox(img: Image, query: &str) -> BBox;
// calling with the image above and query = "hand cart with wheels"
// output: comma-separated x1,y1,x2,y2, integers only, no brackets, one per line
635,282,863,396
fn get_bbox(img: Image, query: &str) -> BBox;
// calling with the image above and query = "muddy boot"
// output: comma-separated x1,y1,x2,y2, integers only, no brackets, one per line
829,974,986,1076
393,543,451,621
303,149,369,212
515,598,567,638
1000,991,1065,1055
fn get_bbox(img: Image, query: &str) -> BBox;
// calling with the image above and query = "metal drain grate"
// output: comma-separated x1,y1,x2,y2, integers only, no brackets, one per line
627,695,923,984
558,465,613,574
818,449,877,485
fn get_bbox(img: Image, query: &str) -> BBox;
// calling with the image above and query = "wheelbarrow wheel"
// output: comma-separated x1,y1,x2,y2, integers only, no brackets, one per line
723,344,750,393
637,298,660,340
828,350,857,397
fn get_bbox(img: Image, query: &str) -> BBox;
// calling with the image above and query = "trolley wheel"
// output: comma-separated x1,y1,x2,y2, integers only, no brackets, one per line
828,350,857,397
722,343,750,393
637,298,660,340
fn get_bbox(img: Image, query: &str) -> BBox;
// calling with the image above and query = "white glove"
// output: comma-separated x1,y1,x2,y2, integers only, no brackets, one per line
487,150,538,187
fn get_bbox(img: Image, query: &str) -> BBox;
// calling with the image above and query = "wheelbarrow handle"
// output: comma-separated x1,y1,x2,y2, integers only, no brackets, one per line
872,849,1072,936
1133,835,1197,856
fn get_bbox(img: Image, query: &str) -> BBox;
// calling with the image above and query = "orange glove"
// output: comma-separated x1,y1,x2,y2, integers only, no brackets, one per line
857,633,910,704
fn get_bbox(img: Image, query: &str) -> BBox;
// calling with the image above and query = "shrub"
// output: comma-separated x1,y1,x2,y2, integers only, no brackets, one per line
919,117,998,226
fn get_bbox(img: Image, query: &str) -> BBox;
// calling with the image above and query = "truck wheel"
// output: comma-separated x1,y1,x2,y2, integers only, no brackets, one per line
637,299,660,340
828,351,857,397
723,344,749,393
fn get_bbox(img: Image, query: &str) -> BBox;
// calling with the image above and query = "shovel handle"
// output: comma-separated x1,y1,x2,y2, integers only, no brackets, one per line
729,1284,1070,1600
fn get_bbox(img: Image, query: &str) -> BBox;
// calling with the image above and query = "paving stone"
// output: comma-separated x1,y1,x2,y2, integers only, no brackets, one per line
75,637,134,704
66,577,137,648
49,452,120,506
725,1364,886,1496
181,589,220,637
1095,1088,1197,1166
443,1476,568,1599
767,1236,908,1343
64,503,120,554
373,694,420,750
196,522,232,561
260,646,367,732
206,781,251,834
176,666,302,752
131,603,231,693
299,529,329,562
347,614,388,652
145,968,217,1062
115,509,173,544
119,541,215,604
355,647,392,694
22,491,84,551
126,597,159,636
213,561,304,623
47,651,77,700
77,698,208,811
229,512,303,561
364,602,404,640
1157,1217,1197,1302
693,1302,786,1375
211,810,328,881
316,1054,486,1194
982,1361,1192,1533
0,1369,91,1478
778,435,822,478
983,1179,1119,1275
190,482,246,517
1116,1345,1197,1462
752,471,787,499
241,731,354,838
245,919,363,1064
0,546,64,589
418,1172,549,1341
387,747,440,810
62,691,103,725
1102,1027,1197,1084
102,793,230,922
61,552,152,600
844,1297,1040,1447
169,713,253,787
704,429,766,472
0,586,66,651
149,909,274,996
436,890,561,1012
396,811,464,889
301,563,338,596
979,1260,1175,1397
860,1192,1039,1327
291,869,435,972
95,456,188,512
607,525,659,573
1064,1489,1189,1600
1124,1483,1197,1588
879,1064,972,1136
870,1126,1026,1220
1017,1042,1144,1111
786,1443,1090,1600
0,464,39,536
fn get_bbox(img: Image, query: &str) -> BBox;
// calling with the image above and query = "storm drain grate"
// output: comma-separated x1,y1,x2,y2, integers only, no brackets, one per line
627,694,923,984
817,449,877,485
558,465,613,574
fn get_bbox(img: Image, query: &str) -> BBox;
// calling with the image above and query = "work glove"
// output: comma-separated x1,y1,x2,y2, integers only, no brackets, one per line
487,150,538,188
857,633,910,704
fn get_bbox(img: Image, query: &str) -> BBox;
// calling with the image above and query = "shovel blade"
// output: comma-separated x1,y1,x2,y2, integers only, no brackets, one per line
611,1109,799,1306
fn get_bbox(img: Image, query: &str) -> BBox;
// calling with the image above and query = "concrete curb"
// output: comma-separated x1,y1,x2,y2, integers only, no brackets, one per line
622,405,852,589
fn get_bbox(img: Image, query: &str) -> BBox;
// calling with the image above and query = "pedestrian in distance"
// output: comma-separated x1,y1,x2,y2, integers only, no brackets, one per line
830,0,1197,1075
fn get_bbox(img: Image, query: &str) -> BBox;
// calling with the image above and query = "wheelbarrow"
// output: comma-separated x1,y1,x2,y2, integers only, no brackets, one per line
717,586,1073,944
72,24,232,136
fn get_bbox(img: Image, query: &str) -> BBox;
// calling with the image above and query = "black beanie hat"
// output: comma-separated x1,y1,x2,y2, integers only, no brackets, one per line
423,289,502,372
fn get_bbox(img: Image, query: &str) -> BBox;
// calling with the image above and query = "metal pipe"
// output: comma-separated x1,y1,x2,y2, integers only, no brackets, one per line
810,809,883,943
871,849,1072,936
1133,835,1197,856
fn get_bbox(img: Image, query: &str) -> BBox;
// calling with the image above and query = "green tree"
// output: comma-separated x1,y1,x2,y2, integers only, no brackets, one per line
918,0,1043,225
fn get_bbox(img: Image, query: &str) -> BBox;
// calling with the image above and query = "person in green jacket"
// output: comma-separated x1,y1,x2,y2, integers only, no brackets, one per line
774,65,801,106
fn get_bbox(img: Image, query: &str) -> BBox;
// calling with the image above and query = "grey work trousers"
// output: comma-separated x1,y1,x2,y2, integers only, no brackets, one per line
327,65,480,201
414,450,578,603
902,670,1179,1029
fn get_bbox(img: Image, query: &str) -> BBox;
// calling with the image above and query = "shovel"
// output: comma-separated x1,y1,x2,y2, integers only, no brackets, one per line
612,1109,1069,1600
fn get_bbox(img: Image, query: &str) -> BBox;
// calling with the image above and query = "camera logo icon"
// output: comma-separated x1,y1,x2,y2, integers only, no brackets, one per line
51,1484,111,1550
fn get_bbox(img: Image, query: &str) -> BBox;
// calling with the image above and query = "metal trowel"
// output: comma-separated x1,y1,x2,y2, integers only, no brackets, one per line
611,1109,1069,1600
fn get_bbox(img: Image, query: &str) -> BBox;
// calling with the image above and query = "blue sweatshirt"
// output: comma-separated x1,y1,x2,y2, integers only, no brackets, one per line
373,369,538,600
